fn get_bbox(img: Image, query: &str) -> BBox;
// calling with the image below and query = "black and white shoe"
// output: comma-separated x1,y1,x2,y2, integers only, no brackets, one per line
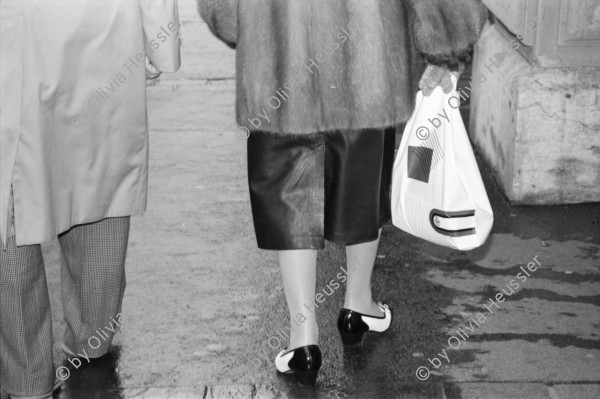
275,345,322,387
337,302,392,345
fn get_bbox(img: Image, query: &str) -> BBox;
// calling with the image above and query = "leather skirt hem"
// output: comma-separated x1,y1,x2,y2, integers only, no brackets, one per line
248,126,395,250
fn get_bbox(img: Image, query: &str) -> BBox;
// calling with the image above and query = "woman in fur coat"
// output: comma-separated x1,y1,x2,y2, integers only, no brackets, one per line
199,0,487,387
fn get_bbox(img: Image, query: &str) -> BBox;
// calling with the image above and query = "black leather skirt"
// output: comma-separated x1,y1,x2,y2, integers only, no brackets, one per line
247,127,395,250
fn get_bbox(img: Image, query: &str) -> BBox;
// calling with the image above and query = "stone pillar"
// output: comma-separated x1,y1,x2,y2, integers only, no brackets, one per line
469,0,600,204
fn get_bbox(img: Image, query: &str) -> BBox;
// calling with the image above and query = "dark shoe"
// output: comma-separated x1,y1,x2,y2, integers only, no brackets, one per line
59,348,122,397
275,345,322,388
337,302,392,345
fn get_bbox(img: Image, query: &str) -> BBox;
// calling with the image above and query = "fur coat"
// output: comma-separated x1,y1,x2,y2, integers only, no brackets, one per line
198,0,487,135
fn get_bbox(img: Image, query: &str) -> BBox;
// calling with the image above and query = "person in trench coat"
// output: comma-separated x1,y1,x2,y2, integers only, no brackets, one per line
198,0,487,387
0,1,180,397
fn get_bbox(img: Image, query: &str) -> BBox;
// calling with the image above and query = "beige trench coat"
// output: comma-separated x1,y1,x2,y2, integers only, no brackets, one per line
0,0,181,246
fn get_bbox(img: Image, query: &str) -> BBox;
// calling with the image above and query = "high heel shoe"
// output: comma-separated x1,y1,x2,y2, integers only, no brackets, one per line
337,302,392,345
275,345,322,387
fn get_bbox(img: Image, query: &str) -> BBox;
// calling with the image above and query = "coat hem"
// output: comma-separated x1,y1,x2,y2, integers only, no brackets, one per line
13,210,144,247
238,116,411,136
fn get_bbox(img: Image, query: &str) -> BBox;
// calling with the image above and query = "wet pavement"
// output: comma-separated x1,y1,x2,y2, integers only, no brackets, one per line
1,0,598,398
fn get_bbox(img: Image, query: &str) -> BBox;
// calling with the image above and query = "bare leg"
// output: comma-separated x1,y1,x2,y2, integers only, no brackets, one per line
343,229,384,317
278,249,319,349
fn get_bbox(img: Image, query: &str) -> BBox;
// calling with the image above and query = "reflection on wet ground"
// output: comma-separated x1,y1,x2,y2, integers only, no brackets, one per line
47,181,598,398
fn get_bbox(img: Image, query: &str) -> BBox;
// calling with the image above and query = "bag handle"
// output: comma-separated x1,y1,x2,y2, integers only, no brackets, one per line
429,209,476,237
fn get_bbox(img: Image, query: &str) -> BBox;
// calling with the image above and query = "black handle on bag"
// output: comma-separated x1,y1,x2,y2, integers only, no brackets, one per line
429,209,476,237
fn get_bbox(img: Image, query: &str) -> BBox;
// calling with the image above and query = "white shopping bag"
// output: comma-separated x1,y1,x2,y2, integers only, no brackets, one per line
391,81,493,250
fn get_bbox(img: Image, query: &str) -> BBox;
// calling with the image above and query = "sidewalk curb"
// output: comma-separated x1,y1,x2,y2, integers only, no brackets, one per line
116,382,600,399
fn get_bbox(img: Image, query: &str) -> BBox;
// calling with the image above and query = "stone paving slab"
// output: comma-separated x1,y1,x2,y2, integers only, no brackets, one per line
205,385,256,399
451,383,551,399
549,384,600,399
116,383,600,398
115,387,206,399
7,384,600,399
443,341,600,382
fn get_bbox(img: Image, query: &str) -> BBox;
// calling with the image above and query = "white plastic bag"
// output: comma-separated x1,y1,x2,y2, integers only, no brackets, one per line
391,82,493,250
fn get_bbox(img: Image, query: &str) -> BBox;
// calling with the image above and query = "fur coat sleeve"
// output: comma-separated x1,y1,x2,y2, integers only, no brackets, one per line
408,0,488,68
199,0,487,68
197,0,238,48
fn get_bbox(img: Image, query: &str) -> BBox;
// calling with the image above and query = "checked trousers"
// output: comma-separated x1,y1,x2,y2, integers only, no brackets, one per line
0,217,129,397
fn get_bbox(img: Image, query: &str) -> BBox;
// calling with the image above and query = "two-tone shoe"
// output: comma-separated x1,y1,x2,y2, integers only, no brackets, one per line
275,345,322,387
337,302,392,345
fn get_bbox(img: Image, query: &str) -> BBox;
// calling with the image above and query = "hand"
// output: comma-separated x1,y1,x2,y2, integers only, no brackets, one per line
419,64,462,96
145,56,161,87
